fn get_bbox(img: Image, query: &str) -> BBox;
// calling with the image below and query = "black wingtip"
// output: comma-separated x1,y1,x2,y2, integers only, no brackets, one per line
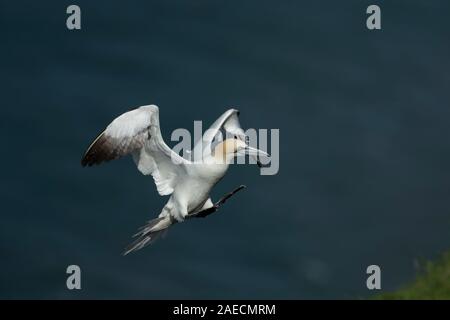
80,151,94,167
80,132,113,167
80,154,89,167
80,157,90,167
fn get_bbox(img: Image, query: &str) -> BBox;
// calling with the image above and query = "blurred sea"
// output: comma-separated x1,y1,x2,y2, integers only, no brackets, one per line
0,0,449,299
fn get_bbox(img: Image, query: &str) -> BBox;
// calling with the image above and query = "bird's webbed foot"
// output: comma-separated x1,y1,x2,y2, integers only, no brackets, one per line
186,185,246,219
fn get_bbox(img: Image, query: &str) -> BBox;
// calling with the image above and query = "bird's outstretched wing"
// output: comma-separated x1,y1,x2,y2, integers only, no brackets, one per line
193,108,246,155
81,105,188,196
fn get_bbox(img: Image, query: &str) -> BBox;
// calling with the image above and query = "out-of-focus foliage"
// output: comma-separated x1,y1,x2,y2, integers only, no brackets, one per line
376,252,450,300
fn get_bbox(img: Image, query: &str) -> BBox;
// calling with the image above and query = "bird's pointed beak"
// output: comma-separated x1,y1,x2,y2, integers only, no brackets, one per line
248,146,269,168
238,146,269,167
256,157,263,168
237,136,269,167
243,145,269,157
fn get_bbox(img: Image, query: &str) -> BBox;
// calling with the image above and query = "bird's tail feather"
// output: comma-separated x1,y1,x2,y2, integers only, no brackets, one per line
123,216,172,255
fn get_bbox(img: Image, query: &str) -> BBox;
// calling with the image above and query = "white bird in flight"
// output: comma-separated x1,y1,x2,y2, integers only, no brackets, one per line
81,105,268,255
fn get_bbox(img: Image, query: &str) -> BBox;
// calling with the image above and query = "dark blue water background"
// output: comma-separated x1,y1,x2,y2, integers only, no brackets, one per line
0,1,449,298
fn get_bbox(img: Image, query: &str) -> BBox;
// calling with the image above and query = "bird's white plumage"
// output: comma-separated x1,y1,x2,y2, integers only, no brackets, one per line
82,104,266,254
101,105,189,196
194,108,246,155
105,107,152,139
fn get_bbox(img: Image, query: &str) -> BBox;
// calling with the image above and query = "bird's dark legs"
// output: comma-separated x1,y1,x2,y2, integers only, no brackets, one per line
186,185,246,219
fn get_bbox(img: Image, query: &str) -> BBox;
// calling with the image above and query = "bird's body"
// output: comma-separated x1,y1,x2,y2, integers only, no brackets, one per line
159,161,226,222
82,105,267,254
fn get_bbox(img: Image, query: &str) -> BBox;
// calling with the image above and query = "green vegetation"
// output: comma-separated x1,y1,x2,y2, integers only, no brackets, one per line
375,252,450,300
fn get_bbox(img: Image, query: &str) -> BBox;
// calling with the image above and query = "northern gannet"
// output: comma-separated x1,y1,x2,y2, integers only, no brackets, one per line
81,105,268,255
